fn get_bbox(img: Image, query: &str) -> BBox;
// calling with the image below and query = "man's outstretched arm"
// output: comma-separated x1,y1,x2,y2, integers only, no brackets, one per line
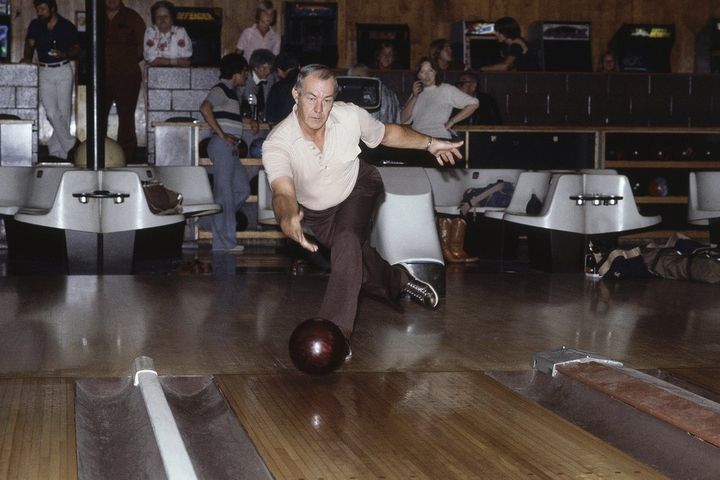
380,124,463,166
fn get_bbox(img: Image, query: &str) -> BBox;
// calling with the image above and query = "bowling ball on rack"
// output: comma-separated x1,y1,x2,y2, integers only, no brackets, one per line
648,177,669,197
289,318,348,375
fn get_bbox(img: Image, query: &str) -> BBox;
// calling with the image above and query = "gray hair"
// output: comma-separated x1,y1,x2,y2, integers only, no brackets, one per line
294,64,338,97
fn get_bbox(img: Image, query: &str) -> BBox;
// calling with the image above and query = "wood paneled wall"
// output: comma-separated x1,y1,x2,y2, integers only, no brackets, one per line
6,0,720,72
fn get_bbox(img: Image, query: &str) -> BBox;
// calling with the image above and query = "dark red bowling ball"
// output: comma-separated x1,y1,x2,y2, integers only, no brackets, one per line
289,318,347,375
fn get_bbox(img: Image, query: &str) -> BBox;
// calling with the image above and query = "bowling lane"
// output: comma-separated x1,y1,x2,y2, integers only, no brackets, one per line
0,379,76,480
217,371,666,479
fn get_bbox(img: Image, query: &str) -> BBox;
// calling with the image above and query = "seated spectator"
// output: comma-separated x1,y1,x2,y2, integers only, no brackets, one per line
265,51,300,124
480,17,538,72
143,1,192,67
373,41,398,70
235,0,280,62
346,63,400,124
454,71,502,125
400,57,478,140
241,48,275,122
598,51,619,72
429,38,465,71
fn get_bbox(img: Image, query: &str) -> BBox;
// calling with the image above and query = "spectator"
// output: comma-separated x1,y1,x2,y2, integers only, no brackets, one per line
598,51,618,72
346,63,400,124
454,71,502,125
22,0,80,161
480,17,538,72
241,48,275,122
198,53,251,252
265,51,300,124
429,38,465,71
143,1,193,67
400,57,478,140
373,41,397,70
104,0,145,163
236,0,280,63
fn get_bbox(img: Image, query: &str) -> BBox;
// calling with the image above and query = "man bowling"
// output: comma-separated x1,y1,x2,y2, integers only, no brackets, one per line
262,64,462,359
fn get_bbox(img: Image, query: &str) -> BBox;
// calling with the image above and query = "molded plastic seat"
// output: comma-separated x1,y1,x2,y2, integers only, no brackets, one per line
503,174,660,234
688,171,720,226
0,166,34,215
371,167,443,265
113,165,220,217
582,173,661,234
484,171,552,220
257,169,276,225
424,168,524,215
14,169,186,233
503,174,586,232
153,166,220,217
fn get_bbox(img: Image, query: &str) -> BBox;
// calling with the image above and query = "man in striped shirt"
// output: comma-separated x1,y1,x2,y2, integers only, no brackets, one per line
199,53,251,251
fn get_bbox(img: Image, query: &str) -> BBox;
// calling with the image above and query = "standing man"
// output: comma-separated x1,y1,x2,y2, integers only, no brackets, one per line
104,0,145,163
22,0,80,161
262,64,462,343
199,53,251,252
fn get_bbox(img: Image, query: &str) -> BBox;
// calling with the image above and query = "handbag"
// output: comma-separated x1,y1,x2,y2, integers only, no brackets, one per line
141,180,183,214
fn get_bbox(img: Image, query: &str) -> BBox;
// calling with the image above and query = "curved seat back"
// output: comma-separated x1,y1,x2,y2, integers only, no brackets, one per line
22,165,79,212
99,171,185,233
0,166,33,215
425,168,523,215
15,169,101,232
153,166,220,216
582,174,661,234
489,171,552,219
503,174,585,233
371,167,443,265
688,171,720,225
257,169,276,225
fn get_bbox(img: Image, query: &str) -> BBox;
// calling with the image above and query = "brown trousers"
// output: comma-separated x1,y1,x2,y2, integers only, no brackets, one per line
103,68,142,163
301,161,407,336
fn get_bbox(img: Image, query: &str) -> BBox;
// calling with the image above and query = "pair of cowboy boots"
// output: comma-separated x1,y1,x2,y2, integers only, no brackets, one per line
436,217,479,263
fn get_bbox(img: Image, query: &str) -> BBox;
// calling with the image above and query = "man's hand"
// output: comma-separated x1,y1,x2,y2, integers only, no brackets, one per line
279,210,318,252
428,138,463,166
271,177,318,253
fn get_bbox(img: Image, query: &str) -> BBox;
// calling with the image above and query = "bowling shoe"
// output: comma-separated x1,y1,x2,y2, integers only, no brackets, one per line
400,276,439,310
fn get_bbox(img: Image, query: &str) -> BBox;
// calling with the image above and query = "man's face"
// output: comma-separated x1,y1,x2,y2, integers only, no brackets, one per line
440,44,453,62
255,62,272,80
106,0,120,13
377,47,394,69
457,76,477,95
292,73,335,132
35,3,52,22
258,10,274,29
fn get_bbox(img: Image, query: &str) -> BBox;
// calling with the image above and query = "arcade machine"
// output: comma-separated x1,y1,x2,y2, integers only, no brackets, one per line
356,23,410,69
527,21,592,71
450,20,501,70
284,2,338,67
0,2,10,62
174,7,222,66
610,24,675,72
694,18,720,73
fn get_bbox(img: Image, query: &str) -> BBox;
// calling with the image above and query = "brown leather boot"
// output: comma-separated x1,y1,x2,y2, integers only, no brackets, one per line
448,217,479,263
436,216,456,262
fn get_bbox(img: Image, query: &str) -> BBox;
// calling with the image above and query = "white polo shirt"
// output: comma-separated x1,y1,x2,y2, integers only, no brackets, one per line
262,102,386,211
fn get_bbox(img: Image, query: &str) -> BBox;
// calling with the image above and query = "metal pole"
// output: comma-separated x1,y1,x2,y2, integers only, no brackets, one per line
86,0,105,171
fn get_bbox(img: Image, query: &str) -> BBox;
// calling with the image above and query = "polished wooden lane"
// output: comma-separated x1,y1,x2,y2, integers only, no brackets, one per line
0,263,718,478
0,379,76,480
218,372,665,479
